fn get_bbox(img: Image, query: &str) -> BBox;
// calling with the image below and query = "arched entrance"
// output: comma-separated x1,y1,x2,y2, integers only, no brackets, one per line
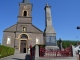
20,34,28,53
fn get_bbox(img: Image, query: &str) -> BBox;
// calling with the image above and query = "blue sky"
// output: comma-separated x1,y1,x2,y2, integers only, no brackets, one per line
0,0,80,43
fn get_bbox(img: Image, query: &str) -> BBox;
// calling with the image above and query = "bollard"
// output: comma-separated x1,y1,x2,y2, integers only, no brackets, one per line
25,54,30,60
35,44,39,57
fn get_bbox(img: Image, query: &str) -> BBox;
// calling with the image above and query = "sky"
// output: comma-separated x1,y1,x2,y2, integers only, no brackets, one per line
0,0,80,43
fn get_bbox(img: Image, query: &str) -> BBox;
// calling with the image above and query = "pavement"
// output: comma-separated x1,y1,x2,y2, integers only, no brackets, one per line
0,53,79,60
0,53,31,60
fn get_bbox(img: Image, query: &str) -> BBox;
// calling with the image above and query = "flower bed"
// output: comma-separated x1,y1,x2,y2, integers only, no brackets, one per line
0,45,14,58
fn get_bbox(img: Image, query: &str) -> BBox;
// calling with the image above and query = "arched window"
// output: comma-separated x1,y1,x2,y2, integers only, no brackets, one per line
23,11,27,16
20,34,28,39
36,37,40,44
7,37,11,44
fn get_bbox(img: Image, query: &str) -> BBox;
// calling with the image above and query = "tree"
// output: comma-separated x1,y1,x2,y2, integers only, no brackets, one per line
57,40,77,48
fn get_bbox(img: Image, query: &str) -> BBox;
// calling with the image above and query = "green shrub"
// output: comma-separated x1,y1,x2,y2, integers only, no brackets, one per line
0,45,14,58
57,40,77,48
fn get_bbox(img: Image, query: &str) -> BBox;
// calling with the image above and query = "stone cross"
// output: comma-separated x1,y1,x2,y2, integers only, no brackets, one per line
22,0,30,3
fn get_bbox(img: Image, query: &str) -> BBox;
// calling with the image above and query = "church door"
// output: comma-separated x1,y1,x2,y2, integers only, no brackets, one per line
20,40,27,53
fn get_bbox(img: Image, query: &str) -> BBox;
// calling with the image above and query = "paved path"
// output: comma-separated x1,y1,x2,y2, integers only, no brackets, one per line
0,54,79,60
0,53,30,60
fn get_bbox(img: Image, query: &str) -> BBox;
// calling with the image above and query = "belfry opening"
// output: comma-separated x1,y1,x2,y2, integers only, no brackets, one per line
23,11,27,17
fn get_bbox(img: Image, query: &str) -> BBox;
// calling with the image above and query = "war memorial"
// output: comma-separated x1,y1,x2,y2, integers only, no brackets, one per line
1,0,80,60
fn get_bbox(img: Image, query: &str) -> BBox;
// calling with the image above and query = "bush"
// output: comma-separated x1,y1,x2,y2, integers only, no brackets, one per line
57,40,77,48
0,45,14,58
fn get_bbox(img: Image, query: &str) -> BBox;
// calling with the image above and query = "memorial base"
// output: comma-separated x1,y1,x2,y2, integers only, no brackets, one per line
45,46,59,50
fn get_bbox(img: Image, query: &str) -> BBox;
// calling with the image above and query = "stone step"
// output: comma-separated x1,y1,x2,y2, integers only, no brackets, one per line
14,50,20,54
44,53,61,57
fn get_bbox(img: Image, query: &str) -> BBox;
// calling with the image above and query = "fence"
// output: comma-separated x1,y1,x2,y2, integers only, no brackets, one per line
40,46,72,57
30,45,73,59
30,45,35,60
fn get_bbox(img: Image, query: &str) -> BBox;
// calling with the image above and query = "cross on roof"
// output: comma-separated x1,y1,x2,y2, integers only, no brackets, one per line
46,3,50,6
22,0,30,3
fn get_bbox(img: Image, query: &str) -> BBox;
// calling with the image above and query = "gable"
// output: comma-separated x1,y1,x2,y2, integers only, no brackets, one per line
31,24,43,33
3,23,43,33
3,24,17,32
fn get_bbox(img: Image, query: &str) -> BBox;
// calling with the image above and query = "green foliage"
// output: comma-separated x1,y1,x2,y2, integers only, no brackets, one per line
0,45,14,58
39,45,45,48
57,40,77,48
33,44,45,48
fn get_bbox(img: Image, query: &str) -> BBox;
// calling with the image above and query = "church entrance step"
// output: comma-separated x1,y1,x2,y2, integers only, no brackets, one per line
14,49,20,54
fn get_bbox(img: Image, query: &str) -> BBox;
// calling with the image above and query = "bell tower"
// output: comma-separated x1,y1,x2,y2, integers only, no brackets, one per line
18,0,32,23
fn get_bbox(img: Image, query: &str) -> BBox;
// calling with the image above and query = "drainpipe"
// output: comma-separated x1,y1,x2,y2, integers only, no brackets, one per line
14,31,16,48
14,22,18,49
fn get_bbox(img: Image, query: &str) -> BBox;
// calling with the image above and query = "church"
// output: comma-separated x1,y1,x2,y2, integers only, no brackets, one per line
2,0,58,53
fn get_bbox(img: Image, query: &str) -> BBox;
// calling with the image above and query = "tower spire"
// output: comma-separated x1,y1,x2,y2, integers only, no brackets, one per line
22,0,30,3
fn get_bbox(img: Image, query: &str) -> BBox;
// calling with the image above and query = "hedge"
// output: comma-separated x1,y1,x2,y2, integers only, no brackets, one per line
0,45,14,58
57,40,78,48
32,40,78,49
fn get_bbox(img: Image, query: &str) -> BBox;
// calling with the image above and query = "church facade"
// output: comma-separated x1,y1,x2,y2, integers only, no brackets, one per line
2,0,58,53
2,0,44,53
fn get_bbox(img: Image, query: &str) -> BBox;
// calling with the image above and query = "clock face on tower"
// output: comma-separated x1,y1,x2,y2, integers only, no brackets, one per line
24,6,27,9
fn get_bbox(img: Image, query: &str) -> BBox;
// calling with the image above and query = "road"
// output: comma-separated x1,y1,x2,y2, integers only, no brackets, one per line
0,53,30,60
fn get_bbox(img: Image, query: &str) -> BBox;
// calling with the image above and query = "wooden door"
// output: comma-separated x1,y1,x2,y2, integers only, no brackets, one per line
20,40,27,53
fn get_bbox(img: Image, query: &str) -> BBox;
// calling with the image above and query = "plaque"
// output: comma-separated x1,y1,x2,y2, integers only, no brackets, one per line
46,36,57,46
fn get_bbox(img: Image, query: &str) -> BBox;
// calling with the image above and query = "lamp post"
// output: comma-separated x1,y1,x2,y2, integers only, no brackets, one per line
76,26,80,45
77,26,80,60
14,31,16,49
76,36,78,45
77,26,80,29
14,22,18,49
78,46,80,60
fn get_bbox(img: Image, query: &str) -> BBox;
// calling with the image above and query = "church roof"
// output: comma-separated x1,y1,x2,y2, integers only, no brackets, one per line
3,0,43,34
3,23,43,33
32,24,43,33
3,24,17,32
